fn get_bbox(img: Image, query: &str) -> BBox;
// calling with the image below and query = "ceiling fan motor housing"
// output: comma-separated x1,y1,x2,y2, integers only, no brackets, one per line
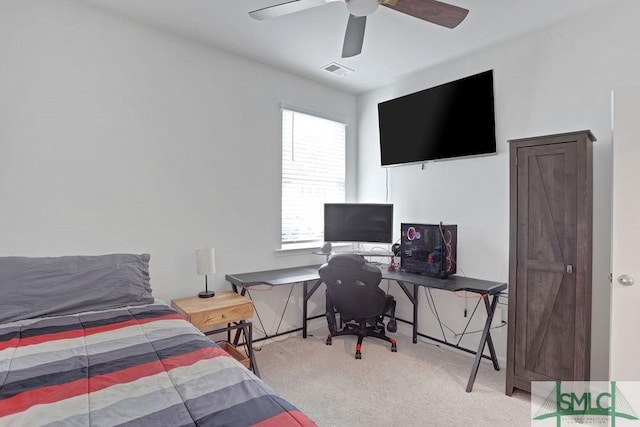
346,0,379,16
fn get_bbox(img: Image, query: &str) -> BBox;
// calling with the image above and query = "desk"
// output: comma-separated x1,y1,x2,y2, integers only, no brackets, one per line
381,269,506,392
226,265,506,392
226,265,323,340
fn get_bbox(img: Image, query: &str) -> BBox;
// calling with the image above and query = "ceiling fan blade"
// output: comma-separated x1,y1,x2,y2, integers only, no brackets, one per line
381,0,469,29
342,14,366,58
249,0,329,21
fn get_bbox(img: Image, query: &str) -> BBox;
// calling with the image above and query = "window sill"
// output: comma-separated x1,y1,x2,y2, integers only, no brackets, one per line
275,242,350,256
275,242,323,255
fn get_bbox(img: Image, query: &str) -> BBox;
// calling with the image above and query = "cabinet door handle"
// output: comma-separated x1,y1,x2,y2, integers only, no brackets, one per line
566,264,574,274
618,274,634,286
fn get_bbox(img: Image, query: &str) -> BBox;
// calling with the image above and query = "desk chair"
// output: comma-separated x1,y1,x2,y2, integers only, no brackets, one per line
319,254,397,359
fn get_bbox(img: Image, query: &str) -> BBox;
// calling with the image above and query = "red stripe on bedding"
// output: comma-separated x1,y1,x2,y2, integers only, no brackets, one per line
0,337,19,352
159,345,229,373
0,344,227,418
1,314,184,350
251,410,317,427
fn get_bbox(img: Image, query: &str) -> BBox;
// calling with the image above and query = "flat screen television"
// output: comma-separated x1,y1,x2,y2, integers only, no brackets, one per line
378,70,496,166
324,203,393,243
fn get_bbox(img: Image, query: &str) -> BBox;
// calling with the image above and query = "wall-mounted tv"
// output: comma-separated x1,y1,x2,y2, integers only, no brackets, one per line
324,203,393,243
378,70,496,166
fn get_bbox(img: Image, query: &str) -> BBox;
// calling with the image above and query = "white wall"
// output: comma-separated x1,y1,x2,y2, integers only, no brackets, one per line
0,0,356,337
356,1,640,379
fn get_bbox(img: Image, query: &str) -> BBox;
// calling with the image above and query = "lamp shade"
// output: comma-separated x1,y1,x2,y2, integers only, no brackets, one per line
195,248,216,275
347,0,378,16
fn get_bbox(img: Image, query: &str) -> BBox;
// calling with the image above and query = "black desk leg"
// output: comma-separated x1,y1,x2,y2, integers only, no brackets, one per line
303,281,308,339
231,285,248,346
465,294,499,392
484,296,500,371
302,279,323,339
412,284,419,344
245,321,259,377
392,280,419,344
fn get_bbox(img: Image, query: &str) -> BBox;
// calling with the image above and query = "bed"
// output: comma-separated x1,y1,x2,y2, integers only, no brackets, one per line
0,254,315,427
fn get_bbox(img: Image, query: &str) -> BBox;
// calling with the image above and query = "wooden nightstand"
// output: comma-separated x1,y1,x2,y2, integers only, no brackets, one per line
172,291,258,376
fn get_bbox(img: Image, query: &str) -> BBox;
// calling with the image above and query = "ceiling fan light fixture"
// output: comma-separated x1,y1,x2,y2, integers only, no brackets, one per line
346,0,379,17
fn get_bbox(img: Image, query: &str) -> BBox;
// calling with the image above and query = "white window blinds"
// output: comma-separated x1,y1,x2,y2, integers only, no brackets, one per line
281,108,346,244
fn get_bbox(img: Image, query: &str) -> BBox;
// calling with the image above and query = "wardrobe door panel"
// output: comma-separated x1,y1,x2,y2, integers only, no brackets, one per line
506,130,593,395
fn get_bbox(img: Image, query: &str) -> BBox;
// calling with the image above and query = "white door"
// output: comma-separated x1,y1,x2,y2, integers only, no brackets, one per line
609,88,640,380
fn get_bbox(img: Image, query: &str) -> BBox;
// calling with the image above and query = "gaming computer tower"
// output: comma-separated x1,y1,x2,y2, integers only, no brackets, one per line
400,223,457,278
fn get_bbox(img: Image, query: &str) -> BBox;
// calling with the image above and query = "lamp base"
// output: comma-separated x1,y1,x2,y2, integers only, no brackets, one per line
198,291,215,298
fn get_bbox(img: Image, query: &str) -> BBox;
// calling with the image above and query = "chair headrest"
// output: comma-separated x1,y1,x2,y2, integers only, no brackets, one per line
320,253,381,284
327,253,366,268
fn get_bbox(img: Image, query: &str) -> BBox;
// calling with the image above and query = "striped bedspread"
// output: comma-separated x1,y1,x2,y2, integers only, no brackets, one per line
0,303,315,427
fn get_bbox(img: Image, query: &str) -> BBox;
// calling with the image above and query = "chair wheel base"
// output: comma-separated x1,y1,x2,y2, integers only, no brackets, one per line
355,352,362,360
326,335,332,345
387,320,397,333
391,345,397,352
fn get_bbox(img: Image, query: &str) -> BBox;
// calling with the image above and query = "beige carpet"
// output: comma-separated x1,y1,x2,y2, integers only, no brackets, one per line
255,330,531,427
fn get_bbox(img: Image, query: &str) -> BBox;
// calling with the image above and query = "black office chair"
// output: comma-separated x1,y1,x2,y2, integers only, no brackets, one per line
319,253,397,359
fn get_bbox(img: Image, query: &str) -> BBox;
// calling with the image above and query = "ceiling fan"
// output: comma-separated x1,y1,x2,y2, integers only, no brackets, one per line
249,0,469,58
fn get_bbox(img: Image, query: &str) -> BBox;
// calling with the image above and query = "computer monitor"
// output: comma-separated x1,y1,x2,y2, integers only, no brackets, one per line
323,203,393,244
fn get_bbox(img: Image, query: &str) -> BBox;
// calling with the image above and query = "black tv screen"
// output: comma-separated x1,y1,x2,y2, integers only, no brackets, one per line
378,70,496,166
324,203,393,243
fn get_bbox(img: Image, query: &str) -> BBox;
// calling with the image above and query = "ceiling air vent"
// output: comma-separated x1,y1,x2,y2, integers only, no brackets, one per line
322,62,354,77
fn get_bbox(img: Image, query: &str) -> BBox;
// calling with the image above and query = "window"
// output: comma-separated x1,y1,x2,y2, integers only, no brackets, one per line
281,108,346,245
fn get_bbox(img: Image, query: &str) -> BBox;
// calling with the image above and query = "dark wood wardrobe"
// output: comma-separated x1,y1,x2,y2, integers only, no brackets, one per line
506,130,594,395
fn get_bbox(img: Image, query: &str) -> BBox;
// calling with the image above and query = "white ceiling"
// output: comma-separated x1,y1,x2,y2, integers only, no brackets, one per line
79,0,611,94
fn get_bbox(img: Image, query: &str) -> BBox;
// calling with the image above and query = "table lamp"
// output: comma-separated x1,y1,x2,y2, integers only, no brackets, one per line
196,247,216,298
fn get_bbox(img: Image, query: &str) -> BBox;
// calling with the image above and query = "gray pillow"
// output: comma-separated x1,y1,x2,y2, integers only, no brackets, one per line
0,253,154,324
